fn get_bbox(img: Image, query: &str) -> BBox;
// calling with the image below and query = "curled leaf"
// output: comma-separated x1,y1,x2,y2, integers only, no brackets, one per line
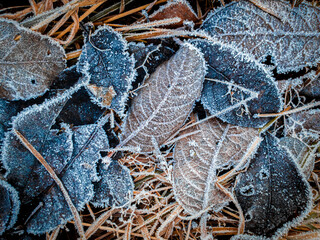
200,0,320,73
91,159,134,208
121,43,206,152
78,26,135,116
234,133,312,239
0,19,65,100
173,116,259,215
0,179,19,235
192,39,282,128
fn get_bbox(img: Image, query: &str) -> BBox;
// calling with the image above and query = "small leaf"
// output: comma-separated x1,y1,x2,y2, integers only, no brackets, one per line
200,0,320,73
172,116,259,215
121,43,207,152
0,179,20,235
78,26,135,116
147,0,198,28
0,19,66,100
192,39,282,128
91,159,134,208
234,133,312,239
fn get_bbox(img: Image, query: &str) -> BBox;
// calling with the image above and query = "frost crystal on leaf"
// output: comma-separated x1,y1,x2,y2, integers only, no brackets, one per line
172,116,259,215
77,26,135,116
200,0,320,73
0,179,20,235
234,133,312,239
192,39,282,128
0,19,65,100
91,159,134,208
121,43,207,152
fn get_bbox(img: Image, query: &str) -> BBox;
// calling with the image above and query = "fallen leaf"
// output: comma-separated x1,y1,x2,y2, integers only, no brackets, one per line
0,19,65,100
200,0,320,73
0,179,20,235
147,0,198,28
192,39,282,128
91,159,134,208
300,73,320,98
172,116,259,215
78,25,135,116
234,133,312,239
121,43,206,152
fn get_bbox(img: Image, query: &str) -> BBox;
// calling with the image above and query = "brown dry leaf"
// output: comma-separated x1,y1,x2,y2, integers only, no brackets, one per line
172,117,259,215
148,0,198,28
0,19,65,100
121,43,206,152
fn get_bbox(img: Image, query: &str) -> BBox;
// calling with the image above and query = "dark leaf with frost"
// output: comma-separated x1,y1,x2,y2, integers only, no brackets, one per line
147,0,198,28
200,0,320,73
173,116,259,215
51,65,82,90
0,19,65,100
0,99,20,145
279,137,315,179
26,124,109,234
192,39,282,128
91,159,134,208
128,42,176,88
54,87,104,127
234,133,312,239
285,109,320,142
300,73,320,98
121,43,206,152
0,179,19,235
78,26,135,116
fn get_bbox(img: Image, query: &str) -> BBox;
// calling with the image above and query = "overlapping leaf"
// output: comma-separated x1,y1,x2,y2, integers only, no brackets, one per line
200,0,320,73
192,39,282,128
172,116,259,215
91,159,134,208
78,26,135,116
0,19,65,100
0,179,19,235
121,43,206,152
300,73,320,98
233,133,312,239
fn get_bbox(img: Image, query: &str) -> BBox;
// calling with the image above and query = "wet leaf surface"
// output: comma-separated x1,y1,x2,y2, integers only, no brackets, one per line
173,116,259,215
121,43,206,152
200,0,320,73
78,26,135,115
234,133,312,239
192,39,282,128
0,19,65,100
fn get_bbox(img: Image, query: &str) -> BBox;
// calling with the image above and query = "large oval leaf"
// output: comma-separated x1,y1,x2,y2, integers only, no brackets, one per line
192,39,282,128
200,0,320,73
233,133,312,239
172,116,259,215
121,43,206,152
0,19,65,100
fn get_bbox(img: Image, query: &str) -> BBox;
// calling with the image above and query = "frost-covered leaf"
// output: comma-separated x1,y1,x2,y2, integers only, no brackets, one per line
200,0,320,73
279,136,315,179
192,39,282,128
121,43,206,152
51,65,82,90
0,99,20,145
172,116,259,215
234,133,312,239
2,91,73,202
285,109,320,142
0,19,65,100
300,73,320,98
91,159,134,208
78,26,135,116
0,179,19,235
147,0,198,28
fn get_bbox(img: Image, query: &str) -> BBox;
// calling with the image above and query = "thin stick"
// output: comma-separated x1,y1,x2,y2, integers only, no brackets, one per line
116,17,181,31
256,101,320,117
14,130,86,240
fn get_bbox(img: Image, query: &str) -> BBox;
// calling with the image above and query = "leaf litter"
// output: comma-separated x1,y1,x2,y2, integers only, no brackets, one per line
1,0,320,239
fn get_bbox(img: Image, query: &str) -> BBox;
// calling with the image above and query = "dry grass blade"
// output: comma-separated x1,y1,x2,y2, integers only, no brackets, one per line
14,130,86,240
